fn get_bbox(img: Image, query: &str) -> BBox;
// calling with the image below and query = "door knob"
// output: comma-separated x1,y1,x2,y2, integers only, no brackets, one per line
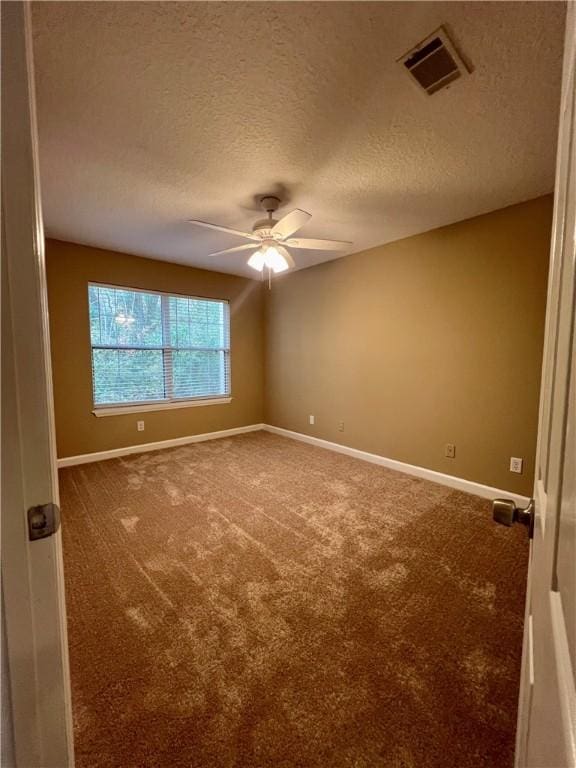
492,498,534,539
27,503,60,541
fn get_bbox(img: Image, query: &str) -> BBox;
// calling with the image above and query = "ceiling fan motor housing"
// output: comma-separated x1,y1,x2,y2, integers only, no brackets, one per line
252,219,277,237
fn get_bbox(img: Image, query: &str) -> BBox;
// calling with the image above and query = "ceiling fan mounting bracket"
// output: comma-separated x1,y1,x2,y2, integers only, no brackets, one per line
260,195,281,215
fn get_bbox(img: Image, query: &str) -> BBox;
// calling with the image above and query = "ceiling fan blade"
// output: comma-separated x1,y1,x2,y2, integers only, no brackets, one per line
271,209,312,239
206,243,259,258
283,237,352,251
188,219,260,242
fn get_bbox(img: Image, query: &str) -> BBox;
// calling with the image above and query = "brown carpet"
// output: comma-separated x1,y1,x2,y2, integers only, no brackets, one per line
60,431,528,768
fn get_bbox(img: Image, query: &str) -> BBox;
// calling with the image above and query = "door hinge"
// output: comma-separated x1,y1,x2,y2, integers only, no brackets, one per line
27,503,60,541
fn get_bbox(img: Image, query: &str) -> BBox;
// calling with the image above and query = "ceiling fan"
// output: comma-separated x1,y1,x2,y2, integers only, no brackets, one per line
188,196,351,276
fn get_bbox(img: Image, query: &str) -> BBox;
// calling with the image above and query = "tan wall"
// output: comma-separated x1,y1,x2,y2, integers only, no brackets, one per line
265,196,553,496
46,240,265,458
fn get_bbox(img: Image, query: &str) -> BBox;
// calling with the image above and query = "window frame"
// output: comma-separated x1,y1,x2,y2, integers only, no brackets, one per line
87,282,232,416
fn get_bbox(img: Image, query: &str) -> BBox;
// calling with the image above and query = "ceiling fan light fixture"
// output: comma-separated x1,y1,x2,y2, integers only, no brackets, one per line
247,249,266,272
247,245,289,274
264,245,289,273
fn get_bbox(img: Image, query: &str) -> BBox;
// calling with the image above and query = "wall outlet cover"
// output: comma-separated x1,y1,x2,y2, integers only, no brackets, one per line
445,443,456,458
510,457,523,473
309,415,315,425
337,421,345,432
137,420,145,432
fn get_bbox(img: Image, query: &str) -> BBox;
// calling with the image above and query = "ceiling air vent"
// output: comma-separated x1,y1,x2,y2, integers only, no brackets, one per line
398,27,470,95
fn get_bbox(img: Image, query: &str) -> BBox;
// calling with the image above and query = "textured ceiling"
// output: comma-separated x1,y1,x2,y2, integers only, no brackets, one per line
32,2,565,278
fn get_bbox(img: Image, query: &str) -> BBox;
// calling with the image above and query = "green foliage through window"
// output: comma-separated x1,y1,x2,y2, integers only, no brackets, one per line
88,284,230,406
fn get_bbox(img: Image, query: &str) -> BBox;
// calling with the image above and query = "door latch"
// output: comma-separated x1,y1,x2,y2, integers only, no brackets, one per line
492,498,535,539
27,503,60,541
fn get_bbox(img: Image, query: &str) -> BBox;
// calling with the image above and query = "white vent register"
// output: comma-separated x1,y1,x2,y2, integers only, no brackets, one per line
398,26,470,95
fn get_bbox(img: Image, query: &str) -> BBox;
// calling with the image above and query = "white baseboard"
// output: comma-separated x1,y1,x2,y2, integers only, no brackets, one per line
56,424,265,468
58,421,531,507
263,424,531,507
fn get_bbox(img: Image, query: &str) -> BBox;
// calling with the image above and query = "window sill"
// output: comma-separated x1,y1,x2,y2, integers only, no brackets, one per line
92,397,232,417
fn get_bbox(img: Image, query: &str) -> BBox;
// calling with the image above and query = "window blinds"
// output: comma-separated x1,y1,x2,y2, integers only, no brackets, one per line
88,284,230,407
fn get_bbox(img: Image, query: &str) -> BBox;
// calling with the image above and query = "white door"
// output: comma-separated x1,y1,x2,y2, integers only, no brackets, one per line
1,2,74,766
494,5,576,767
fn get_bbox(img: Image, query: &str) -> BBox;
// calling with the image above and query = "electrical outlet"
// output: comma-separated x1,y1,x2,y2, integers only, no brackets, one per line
337,421,345,432
510,457,523,474
309,415,315,425
137,420,145,432
445,443,456,459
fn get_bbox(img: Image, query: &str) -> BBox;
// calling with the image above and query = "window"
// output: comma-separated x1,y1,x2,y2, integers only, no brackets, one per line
88,284,230,410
